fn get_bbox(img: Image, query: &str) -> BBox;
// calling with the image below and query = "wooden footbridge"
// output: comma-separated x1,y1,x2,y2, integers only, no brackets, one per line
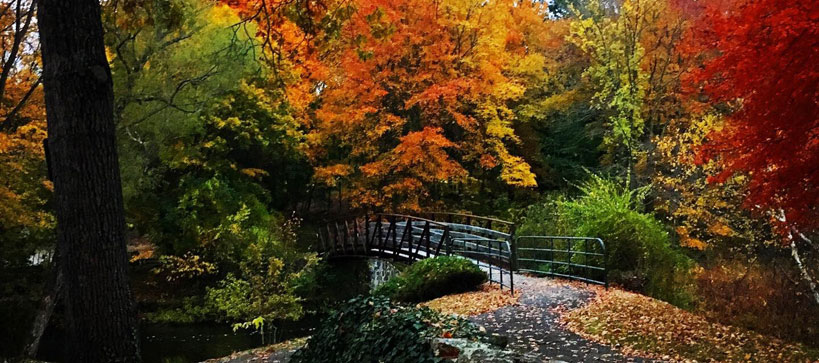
317,212,608,292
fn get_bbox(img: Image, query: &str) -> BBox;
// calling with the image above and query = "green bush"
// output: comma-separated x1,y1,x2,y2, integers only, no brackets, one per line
203,220,318,324
518,174,696,307
374,256,487,303
290,296,480,363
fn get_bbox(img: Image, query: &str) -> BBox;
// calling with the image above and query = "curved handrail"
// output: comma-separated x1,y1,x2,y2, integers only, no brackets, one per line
516,235,605,251
373,213,450,228
422,211,515,227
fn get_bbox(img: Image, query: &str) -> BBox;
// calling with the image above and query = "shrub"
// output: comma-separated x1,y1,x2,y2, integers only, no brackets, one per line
290,296,480,363
374,256,487,303
204,217,318,324
518,174,697,307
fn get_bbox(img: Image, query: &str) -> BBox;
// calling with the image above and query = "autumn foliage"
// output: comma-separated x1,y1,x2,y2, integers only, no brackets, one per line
688,0,819,233
304,0,549,211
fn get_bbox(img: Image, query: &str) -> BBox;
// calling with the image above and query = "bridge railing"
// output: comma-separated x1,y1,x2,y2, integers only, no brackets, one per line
421,212,516,234
514,236,607,288
422,212,516,292
318,212,517,292
318,214,452,261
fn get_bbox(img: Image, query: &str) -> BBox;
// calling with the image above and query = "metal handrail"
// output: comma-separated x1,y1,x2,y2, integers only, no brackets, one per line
422,212,515,227
319,212,517,293
515,235,607,288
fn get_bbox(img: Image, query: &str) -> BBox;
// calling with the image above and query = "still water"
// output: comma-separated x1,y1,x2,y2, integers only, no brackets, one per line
34,258,399,363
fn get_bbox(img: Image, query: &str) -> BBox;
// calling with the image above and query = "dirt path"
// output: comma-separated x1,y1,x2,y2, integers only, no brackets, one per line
468,274,650,362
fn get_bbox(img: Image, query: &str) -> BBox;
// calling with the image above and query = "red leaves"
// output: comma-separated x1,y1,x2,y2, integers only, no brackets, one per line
687,0,819,234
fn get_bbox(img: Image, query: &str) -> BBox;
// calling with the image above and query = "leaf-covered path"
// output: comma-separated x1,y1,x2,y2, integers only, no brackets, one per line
469,275,648,362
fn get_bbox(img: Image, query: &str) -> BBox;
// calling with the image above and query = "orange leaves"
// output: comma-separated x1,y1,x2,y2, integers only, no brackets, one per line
293,0,548,209
421,283,519,317
562,288,818,362
361,127,465,182
313,164,353,187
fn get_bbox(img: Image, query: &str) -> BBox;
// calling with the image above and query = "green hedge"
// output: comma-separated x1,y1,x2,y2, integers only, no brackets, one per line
290,296,479,363
375,256,487,303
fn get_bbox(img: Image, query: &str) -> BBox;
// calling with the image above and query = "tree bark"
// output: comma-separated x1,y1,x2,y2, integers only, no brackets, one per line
37,0,141,361
23,247,63,359
791,228,819,305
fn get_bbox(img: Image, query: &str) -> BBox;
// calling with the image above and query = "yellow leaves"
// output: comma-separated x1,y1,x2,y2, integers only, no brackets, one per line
676,226,707,250
653,113,774,249
313,164,353,187
0,97,51,234
105,46,117,63
708,222,736,238
240,168,269,178
498,152,537,187
208,3,243,25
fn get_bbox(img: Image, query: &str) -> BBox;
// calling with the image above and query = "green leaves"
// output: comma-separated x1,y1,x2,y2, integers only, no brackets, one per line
374,256,488,303
567,0,649,160
291,296,480,363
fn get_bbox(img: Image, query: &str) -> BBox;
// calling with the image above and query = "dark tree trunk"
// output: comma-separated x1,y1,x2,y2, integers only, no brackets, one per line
37,0,140,361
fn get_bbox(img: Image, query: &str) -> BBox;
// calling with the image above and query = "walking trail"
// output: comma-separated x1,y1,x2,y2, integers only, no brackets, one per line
468,274,648,362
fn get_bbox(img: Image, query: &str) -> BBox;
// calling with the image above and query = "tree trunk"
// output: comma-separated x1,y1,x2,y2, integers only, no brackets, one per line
791,228,819,305
23,247,63,359
37,0,141,361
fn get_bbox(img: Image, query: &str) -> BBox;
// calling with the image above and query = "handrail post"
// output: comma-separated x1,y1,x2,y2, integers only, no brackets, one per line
509,225,517,294
364,214,371,255
390,215,398,260
434,227,450,256
377,216,385,254
400,217,412,260
599,238,608,289
354,218,363,254
488,240,494,286
498,240,504,288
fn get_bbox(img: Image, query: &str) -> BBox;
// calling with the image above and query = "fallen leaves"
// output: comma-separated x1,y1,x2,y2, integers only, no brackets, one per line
421,284,519,317
204,337,307,362
561,288,819,362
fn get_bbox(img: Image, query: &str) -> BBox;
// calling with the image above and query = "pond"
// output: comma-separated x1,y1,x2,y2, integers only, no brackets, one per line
33,258,400,363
